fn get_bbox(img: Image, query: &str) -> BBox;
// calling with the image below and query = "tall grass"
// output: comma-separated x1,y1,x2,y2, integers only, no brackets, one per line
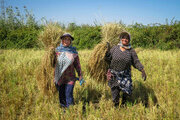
87,23,126,83
36,23,64,96
0,49,180,119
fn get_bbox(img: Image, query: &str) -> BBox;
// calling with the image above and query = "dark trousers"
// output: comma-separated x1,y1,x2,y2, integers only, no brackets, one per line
58,84,74,108
111,86,129,106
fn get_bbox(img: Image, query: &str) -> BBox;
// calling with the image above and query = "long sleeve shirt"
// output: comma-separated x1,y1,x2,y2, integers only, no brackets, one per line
105,45,144,72
57,55,82,85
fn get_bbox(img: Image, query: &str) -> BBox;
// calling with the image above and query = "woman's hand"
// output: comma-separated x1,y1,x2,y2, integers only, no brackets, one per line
79,76,82,81
56,52,60,56
141,69,147,81
49,46,54,49
106,42,110,51
79,76,85,86
79,77,85,86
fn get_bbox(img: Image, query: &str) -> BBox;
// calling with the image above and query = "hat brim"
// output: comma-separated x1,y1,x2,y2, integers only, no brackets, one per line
60,34,74,40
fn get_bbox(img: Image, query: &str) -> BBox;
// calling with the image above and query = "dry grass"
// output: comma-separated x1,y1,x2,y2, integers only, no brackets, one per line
87,43,109,82
36,22,65,96
38,22,64,49
87,23,126,82
36,48,57,96
0,49,180,120
102,23,126,45
1,23,179,120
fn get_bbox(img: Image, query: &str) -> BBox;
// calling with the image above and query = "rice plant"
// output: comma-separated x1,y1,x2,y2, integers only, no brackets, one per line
0,49,180,120
36,22,65,96
87,23,126,82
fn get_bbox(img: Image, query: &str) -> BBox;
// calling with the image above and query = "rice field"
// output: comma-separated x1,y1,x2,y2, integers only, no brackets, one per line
0,48,180,120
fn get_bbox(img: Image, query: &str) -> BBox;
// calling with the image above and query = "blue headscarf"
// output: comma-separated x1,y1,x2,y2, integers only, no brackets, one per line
56,43,78,54
118,41,131,49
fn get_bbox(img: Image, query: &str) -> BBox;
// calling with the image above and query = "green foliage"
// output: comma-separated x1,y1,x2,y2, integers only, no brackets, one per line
67,23,102,49
0,6,179,50
66,21,180,50
0,6,40,49
128,21,180,50
1,27,39,48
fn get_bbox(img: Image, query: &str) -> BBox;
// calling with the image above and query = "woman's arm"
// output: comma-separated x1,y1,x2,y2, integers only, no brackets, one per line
104,51,112,64
131,49,144,71
73,55,82,78
131,49,147,80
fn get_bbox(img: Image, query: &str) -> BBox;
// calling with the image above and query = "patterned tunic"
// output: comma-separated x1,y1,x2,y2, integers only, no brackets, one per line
105,45,144,95
105,45,144,72
57,55,82,86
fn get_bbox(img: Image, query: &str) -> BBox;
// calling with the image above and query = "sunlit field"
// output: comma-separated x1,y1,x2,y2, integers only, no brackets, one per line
0,48,180,120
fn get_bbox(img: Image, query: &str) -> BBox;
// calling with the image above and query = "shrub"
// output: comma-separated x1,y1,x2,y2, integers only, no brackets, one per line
67,24,102,49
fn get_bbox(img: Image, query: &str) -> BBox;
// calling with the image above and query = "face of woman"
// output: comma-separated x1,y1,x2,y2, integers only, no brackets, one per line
62,36,71,46
121,36,130,46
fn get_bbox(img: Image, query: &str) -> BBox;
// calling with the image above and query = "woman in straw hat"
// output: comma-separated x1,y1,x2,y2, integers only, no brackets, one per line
105,31,147,107
54,33,84,108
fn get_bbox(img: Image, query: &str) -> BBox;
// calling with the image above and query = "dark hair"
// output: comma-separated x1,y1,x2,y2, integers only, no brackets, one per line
119,32,131,41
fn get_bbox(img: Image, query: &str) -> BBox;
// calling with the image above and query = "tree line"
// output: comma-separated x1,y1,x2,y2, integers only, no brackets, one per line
0,6,180,50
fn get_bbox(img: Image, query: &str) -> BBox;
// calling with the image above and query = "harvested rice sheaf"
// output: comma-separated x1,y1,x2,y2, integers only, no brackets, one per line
38,22,64,49
36,23,64,96
36,48,56,95
102,23,125,45
87,23,126,83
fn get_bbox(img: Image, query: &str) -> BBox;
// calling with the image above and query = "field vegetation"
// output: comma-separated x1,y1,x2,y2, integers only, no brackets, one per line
0,49,180,119
0,5,180,120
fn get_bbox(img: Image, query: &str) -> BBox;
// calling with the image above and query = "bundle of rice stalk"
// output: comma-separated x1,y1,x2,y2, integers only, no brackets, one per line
87,23,126,83
38,22,64,49
36,23,64,96
102,23,125,46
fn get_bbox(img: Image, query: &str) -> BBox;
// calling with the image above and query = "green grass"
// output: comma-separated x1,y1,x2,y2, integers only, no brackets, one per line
0,48,180,120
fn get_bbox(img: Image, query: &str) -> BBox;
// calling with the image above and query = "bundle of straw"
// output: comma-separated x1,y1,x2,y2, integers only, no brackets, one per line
87,23,126,83
38,23,64,48
36,23,64,95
